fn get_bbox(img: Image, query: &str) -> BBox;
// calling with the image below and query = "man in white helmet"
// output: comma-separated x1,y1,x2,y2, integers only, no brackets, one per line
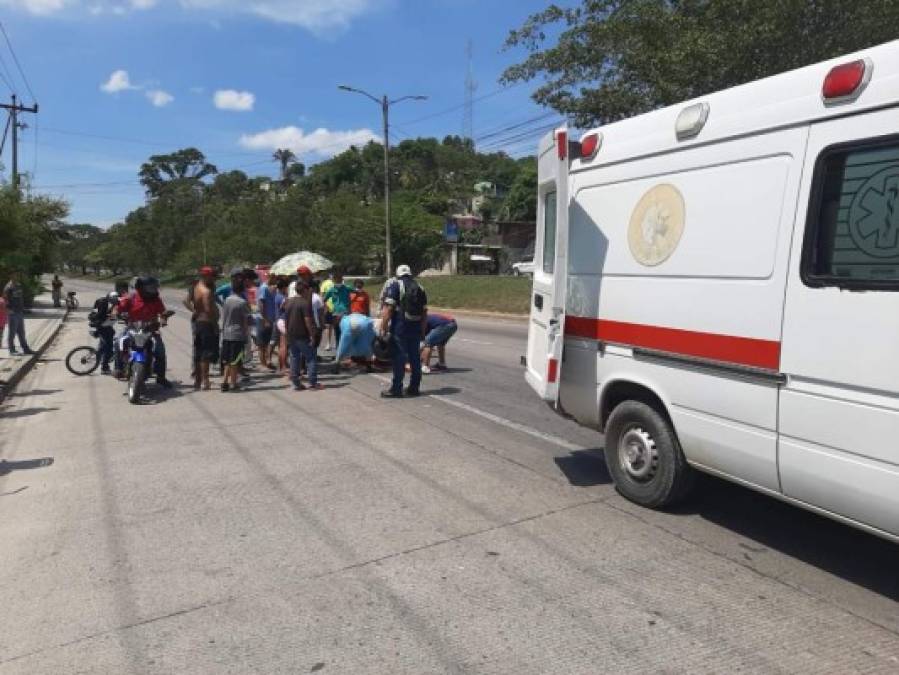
379,264,428,398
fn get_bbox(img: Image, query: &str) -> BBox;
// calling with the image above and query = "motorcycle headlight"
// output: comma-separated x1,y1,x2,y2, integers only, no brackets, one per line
132,333,149,348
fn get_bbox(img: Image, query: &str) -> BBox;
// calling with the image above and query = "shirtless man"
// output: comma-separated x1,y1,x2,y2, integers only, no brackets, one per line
192,267,219,390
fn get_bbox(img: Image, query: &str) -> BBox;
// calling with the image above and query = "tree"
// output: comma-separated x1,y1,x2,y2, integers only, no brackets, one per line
139,147,218,198
272,148,296,182
503,0,899,127
501,159,537,221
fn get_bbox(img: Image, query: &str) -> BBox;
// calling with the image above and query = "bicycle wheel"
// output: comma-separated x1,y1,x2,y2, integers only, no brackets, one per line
65,346,99,375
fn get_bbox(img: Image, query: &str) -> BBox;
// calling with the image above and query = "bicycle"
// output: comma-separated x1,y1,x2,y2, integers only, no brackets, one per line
65,318,115,376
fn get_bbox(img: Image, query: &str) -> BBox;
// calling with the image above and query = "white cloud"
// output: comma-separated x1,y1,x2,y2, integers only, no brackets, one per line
0,0,73,15
214,89,255,112
100,69,138,93
239,125,378,158
146,89,173,107
2,0,381,31
180,0,380,33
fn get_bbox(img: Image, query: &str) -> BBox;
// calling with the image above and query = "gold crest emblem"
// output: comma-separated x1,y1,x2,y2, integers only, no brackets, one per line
628,184,686,266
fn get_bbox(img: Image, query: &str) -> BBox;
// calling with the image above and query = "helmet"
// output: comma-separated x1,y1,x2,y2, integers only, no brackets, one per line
135,276,159,300
108,291,120,305
372,334,393,361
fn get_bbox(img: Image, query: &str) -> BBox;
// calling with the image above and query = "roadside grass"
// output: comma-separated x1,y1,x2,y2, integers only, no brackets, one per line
421,275,531,315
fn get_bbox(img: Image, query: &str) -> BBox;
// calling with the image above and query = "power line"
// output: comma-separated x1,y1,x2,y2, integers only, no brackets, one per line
475,112,559,142
477,121,563,151
0,22,35,102
0,51,16,95
395,81,526,127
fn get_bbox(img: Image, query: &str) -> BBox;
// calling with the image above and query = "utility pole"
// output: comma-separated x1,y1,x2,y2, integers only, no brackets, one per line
0,94,38,190
463,39,477,145
338,85,427,277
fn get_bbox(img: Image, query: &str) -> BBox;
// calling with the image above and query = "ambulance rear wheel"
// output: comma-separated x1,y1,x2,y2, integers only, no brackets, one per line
605,400,694,508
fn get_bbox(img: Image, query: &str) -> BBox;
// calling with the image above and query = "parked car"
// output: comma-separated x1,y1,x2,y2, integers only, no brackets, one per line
512,260,535,276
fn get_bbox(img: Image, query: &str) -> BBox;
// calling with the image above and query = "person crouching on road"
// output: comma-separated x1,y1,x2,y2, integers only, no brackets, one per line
336,313,376,373
420,312,457,374
380,264,427,398
220,269,251,392
283,279,322,391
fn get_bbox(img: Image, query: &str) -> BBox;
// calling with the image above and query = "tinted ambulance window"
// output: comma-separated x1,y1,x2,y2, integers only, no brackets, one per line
805,140,899,289
543,191,557,274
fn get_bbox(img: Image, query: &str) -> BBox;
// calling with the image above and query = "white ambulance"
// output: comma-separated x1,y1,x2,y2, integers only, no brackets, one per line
526,42,899,543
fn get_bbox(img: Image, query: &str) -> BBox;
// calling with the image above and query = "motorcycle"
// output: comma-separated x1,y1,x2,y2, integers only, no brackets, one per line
121,310,174,404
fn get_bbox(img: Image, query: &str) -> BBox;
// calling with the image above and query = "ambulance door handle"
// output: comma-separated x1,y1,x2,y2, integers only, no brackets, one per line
534,294,543,310
549,319,558,326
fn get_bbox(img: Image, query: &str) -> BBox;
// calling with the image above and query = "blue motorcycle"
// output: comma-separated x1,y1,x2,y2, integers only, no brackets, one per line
122,310,173,404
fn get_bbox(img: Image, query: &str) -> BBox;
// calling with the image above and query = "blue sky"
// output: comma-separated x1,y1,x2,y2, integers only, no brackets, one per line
0,0,567,226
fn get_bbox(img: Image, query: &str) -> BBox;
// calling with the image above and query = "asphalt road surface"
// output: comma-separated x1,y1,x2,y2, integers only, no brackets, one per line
1,277,897,674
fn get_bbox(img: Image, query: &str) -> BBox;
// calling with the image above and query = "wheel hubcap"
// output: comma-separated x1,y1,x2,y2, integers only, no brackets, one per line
619,426,658,482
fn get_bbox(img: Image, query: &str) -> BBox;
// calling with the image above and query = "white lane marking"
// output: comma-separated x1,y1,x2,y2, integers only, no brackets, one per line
370,374,580,451
457,337,494,346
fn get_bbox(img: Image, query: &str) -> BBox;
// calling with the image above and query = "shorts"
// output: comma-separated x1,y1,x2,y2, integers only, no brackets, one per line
194,321,219,362
271,324,281,346
221,339,245,366
257,323,273,346
424,321,457,347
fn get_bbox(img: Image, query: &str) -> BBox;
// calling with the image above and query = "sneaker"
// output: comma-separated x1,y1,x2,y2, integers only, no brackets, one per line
421,365,431,374
292,381,307,391
101,367,112,375
221,382,230,392
23,348,35,355
404,387,421,397
380,390,403,399
308,383,324,391
8,349,18,355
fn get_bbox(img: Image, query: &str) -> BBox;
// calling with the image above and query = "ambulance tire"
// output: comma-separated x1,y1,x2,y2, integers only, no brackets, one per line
604,400,694,508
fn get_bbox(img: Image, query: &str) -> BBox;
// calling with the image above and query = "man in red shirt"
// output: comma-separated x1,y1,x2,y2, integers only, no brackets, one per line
117,277,171,387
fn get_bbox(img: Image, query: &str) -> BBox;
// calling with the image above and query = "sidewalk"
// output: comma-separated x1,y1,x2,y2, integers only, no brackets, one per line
0,291,67,401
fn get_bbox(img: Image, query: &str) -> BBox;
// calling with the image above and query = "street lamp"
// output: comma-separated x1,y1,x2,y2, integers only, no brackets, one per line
338,85,427,277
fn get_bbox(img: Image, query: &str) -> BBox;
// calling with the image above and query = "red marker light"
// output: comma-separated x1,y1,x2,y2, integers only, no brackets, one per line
823,59,869,102
580,133,601,159
547,358,559,384
556,130,567,160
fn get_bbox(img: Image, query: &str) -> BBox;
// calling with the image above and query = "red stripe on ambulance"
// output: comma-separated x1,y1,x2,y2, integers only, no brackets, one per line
565,316,781,371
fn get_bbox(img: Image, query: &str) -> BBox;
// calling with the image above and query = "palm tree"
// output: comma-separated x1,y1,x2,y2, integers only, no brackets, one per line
272,148,297,182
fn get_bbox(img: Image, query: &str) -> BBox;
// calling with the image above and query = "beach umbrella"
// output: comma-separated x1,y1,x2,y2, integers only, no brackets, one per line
269,251,334,275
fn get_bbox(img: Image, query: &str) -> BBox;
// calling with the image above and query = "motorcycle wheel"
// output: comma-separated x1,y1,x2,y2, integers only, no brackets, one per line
65,346,99,376
128,362,146,404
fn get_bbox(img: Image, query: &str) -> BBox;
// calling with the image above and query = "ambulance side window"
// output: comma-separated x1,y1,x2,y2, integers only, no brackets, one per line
803,137,899,290
542,191,557,274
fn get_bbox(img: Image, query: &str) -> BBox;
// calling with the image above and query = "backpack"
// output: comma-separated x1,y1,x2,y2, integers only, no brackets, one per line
399,278,426,321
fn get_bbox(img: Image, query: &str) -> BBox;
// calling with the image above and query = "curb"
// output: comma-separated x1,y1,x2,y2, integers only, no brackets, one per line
0,309,69,404
427,306,528,322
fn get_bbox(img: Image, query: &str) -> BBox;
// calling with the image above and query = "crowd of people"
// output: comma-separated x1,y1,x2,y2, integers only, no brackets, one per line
175,263,459,396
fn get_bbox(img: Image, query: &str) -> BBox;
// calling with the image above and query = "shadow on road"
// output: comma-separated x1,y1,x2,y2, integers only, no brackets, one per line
670,474,899,600
0,406,60,418
554,449,612,487
6,388,63,398
0,456,54,476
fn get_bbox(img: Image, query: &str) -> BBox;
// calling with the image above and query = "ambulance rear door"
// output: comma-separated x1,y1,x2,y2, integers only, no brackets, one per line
526,129,570,403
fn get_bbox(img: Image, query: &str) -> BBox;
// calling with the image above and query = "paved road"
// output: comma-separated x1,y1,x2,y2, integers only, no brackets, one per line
0,277,897,674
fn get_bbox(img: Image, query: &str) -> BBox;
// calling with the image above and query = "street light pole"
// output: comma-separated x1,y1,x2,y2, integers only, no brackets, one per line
338,85,427,277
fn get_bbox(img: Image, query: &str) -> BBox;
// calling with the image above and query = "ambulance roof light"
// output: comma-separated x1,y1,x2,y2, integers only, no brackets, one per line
675,102,709,141
822,58,872,104
580,132,602,160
